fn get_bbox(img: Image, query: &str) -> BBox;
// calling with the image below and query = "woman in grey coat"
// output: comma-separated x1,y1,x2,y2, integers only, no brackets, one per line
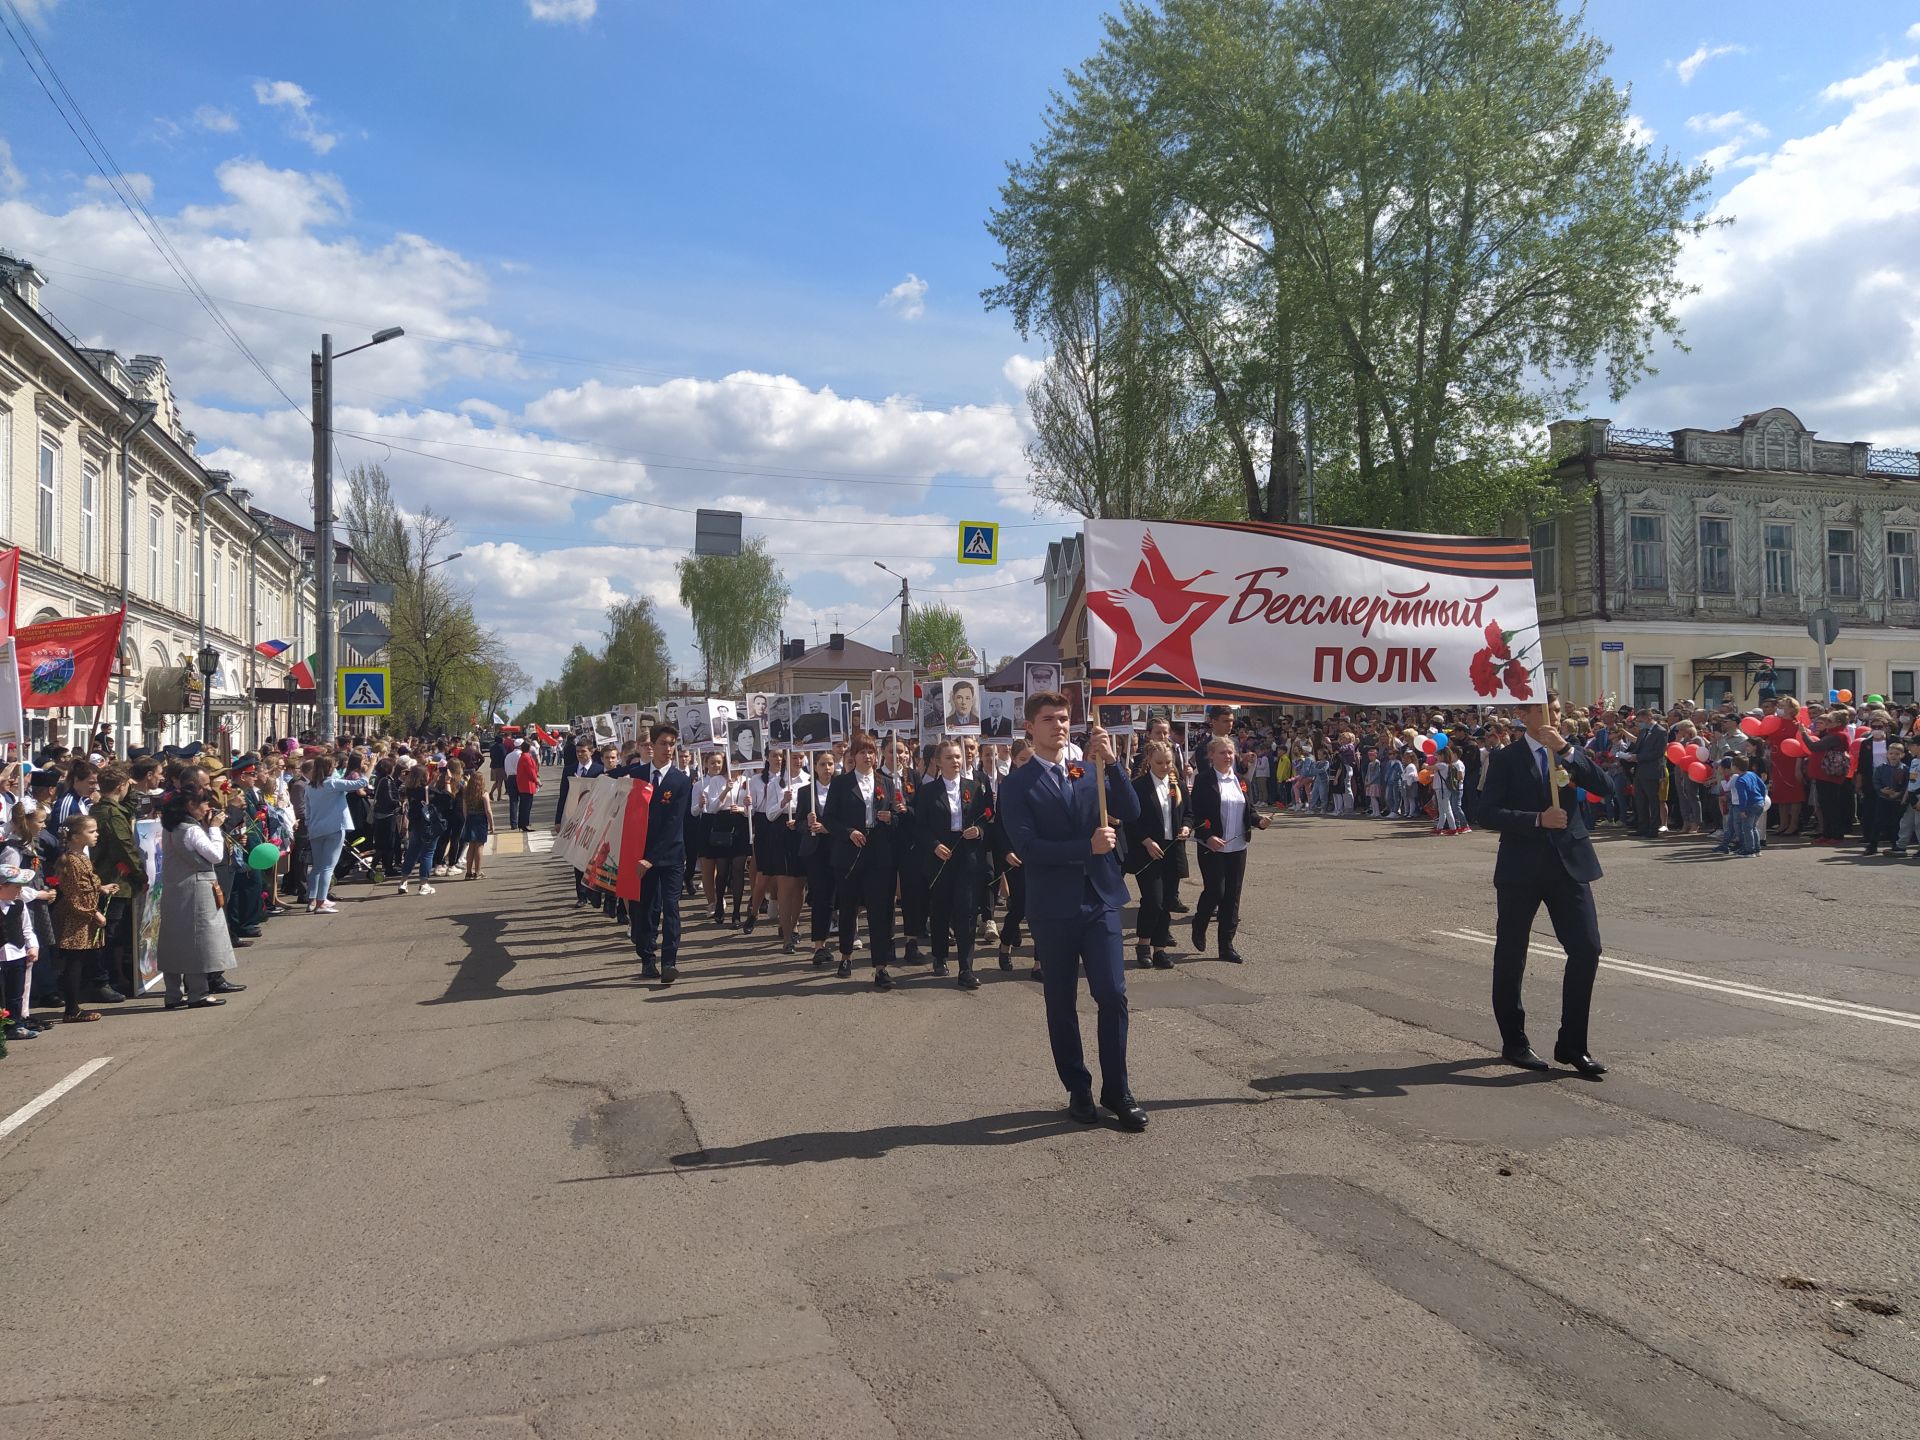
156,788,237,1009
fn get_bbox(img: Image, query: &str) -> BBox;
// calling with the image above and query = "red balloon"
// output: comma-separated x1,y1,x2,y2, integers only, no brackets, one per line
1686,760,1711,782
1420,737,1437,755
1779,736,1807,758
1665,742,1688,764
1739,716,1763,736
1756,714,1785,737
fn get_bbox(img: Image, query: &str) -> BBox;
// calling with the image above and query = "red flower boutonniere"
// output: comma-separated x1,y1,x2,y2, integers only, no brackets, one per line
1196,819,1212,833
1065,763,1086,782
981,806,995,824
657,790,671,805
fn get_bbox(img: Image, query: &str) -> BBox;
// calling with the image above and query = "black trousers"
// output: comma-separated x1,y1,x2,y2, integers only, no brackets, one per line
836,855,896,966
999,864,1026,950
897,851,928,942
1859,789,1886,850
1491,871,1601,1055
1134,856,1176,948
629,863,682,966
1631,768,1663,834
1815,780,1852,839
925,854,977,965
1193,847,1247,948
803,849,837,944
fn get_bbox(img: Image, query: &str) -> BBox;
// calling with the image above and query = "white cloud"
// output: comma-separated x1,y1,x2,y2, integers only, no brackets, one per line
251,79,339,155
528,0,596,20
1673,43,1744,85
193,105,238,134
881,272,928,320
1624,114,1657,146
1604,53,1920,451
1686,110,1768,138
1001,353,1047,392
1821,57,1918,103
1910,22,1920,42
0,139,23,196
84,172,155,203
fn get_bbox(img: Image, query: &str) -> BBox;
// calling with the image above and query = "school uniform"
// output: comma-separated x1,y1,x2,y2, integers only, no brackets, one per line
914,771,990,980
893,770,929,957
1125,771,1187,960
793,779,838,952
825,767,905,976
605,758,691,978
1189,764,1260,962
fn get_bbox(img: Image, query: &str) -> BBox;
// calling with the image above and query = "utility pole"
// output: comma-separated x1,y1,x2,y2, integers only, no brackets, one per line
113,402,156,756
311,333,335,742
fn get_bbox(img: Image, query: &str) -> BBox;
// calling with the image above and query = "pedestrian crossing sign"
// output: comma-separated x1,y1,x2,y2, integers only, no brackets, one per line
958,521,999,566
338,665,390,715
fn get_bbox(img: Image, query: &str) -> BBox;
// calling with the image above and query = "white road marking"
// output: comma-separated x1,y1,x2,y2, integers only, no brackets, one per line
0,1057,114,1140
1434,930,1920,1031
526,833,554,854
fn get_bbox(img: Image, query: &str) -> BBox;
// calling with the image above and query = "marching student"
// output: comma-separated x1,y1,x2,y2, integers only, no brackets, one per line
1126,740,1189,969
892,740,931,965
1189,735,1271,964
607,723,693,984
770,748,810,953
915,738,990,989
825,736,903,988
745,752,787,937
793,750,839,964
992,738,1031,975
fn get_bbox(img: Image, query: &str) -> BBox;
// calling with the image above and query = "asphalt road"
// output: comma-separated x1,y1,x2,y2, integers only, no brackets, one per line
1,773,1915,1439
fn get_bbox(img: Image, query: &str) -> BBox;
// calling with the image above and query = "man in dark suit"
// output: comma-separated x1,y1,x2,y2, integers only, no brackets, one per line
794,698,832,747
608,723,691,984
999,691,1145,1130
824,736,904,988
1476,694,1610,1078
1630,709,1668,837
872,674,915,726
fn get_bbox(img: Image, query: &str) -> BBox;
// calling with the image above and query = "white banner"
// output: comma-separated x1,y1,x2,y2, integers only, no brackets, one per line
1084,519,1540,706
0,637,22,748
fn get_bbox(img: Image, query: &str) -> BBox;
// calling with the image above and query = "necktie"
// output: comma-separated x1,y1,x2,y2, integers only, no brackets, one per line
1538,746,1551,799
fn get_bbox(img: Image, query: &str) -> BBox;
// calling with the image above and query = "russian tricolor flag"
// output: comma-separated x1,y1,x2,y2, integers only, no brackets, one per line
255,638,291,657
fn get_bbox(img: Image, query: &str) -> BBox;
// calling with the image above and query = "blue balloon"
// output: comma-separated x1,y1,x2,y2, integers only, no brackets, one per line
1433,733,1449,749
1829,689,1840,703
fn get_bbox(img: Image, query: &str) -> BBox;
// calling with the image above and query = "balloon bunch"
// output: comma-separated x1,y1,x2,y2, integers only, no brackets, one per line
1665,739,1713,783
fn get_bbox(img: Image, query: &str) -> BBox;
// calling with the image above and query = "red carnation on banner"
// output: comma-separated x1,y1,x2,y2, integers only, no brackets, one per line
1466,619,1541,702
1502,659,1534,700
1469,649,1502,697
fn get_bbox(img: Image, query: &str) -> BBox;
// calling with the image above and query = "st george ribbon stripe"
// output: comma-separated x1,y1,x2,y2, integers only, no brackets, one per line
1434,930,1920,1030
0,1057,113,1140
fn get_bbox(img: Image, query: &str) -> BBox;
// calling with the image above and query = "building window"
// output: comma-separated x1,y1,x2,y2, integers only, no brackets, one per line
1890,530,1917,602
0,405,12,539
1529,521,1556,595
1698,516,1732,594
1702,674,1733,709
1826,528,1859,597
1832,667,1859,700
193,546,201,620
1763,523,1795,596
80,462,100,573
1762,666,1797,700
211,547,223,631
37,437,59,556
1632,664,1666,711
1892,670,1917,708
1628,514,1666,591
228,560,239,634
173,521,186,610
148,507,162,597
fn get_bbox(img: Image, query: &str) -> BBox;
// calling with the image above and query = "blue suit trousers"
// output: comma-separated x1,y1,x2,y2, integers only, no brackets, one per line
1030,896,1128,1100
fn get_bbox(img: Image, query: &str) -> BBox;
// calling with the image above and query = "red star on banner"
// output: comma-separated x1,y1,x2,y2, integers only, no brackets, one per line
1086,531,1228,694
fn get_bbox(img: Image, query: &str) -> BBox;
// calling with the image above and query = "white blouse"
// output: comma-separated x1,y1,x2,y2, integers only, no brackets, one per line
692,774,730,815
1214,769,1248,853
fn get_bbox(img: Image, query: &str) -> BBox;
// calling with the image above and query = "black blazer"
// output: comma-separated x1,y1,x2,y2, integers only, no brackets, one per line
824,769,903,874
1124,772,1188,874
553,758,605,827
912,774,990,878
1189,766,1258,846
605,760,691,866
792,780,834,860
1478,738,1607,886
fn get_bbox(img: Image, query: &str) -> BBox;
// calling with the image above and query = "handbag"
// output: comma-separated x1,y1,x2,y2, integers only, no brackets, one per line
212,880,226,910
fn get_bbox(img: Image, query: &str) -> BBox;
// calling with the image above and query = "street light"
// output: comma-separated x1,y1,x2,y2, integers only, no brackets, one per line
313,325,406,743
197,643,219,747
196,475,232,746
425,552,463,570
875,561,911,662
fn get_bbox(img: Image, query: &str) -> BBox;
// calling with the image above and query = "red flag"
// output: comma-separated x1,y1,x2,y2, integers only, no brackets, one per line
16,608,126,710
0,546,18,638
288,651,319,689
613,778,654,902
532,723,557,746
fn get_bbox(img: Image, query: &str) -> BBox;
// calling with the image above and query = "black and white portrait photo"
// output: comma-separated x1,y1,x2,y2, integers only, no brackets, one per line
793,693,833,747
1023,660,1061,702
943,678,981,736
768,693,792,742
981,689,1017,738
919,679,946,736
870,669,916,728
683,702,712,746
727,718,763,768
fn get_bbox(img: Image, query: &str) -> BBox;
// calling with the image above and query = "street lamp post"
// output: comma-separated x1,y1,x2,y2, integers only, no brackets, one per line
312,326,404,744
197,643,219,747
195,475,231,748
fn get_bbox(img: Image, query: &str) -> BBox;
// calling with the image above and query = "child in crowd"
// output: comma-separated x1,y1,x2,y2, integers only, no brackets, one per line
0,863,41,1043
1399,752,1420,819
1881,743,1915,857
1365,749,1384,816
1724,754,1769,857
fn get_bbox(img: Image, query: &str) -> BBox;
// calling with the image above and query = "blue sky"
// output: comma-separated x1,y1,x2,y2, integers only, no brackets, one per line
3,0,1918,700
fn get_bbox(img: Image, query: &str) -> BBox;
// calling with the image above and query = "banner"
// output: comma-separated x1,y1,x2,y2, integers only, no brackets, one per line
15,608,127,710
0,546,18,638
1085,520,1537,707
0,638,22,748
555,775,615,869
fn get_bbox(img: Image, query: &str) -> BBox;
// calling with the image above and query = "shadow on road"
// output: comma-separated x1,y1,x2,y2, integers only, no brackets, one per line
1251,1057,1559,1099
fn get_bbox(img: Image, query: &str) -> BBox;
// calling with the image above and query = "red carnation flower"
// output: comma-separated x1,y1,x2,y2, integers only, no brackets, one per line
1065,763,1086,782
1483,621,1510,658
1469,648,1502,697
1502,659,1534,700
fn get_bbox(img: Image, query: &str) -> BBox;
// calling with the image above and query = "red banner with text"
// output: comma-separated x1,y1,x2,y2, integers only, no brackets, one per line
15,608,127,710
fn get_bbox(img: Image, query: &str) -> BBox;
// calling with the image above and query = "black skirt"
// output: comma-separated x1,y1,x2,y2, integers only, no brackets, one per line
753,812,789,876
705,810,749,858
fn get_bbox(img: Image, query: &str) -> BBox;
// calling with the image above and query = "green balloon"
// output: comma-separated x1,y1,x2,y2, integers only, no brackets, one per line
1866,694,1885,705
247,842,281,870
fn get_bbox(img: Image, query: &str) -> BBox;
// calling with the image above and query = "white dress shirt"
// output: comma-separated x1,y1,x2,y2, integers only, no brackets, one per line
1214,769,1248,853
1154,773,1174,839
943,776,963,830
855,771,876,827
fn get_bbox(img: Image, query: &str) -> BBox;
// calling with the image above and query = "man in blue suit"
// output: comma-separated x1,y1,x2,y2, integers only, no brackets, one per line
999,689,1146,1131
608,723,691,985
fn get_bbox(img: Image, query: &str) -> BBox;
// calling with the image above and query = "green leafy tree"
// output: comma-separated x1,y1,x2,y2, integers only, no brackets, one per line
988,0,1716,531
676,537,789,693
907,603,971,670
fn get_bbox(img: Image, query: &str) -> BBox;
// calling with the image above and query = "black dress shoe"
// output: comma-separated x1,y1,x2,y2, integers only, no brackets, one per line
1554,1047,1608,1078
640,961,660,979
932,958,950,977
1502,1046,1550,1071
836,957,852,979
903,941,922,965
1101,1093,1148,1131
1190,918,1206,951
207,978,246,994
810,945,831,966
84,986,128,1004
873,967,894,992
1151,950,1174,969
997,949,1014,971
956,970,980,991
1067,1091,1099,1124
1168,899,1190,914
659,964,679,986
186,996,226,1008
1134,943,1152,968
1219,947,1246,964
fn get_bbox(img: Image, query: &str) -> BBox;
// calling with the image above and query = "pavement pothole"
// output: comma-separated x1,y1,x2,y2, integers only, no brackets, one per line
572,1089,703,1177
